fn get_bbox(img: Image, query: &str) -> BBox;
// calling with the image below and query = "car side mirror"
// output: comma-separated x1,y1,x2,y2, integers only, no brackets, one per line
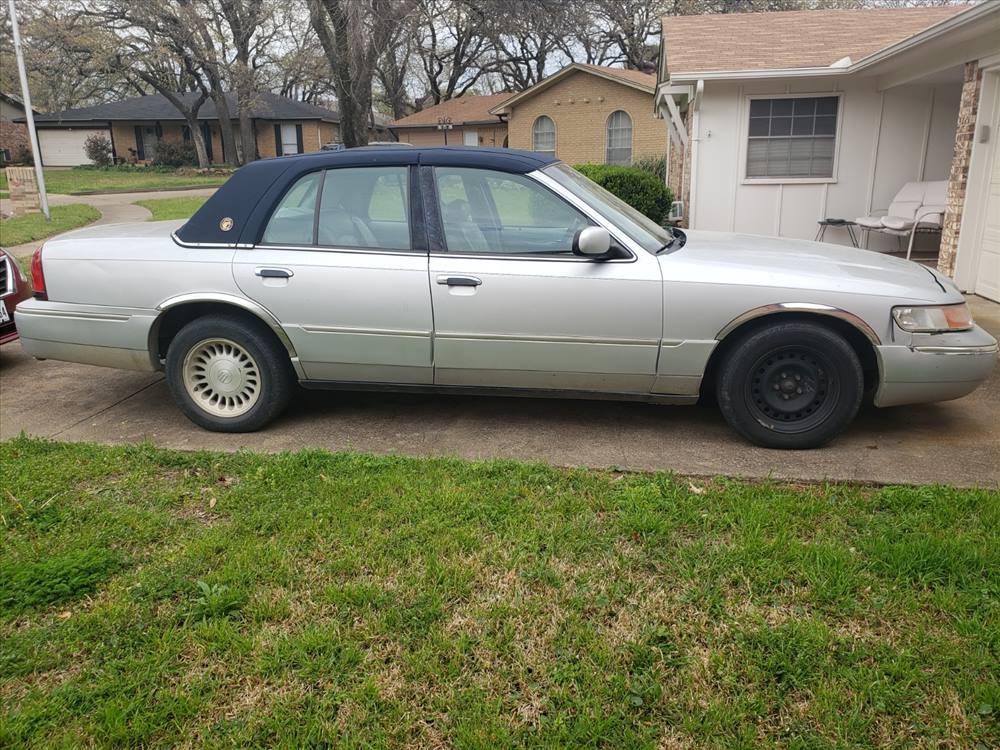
573,226,619,259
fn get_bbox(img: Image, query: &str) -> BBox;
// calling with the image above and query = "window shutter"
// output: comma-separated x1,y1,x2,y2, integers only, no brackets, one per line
295,124,304,154
274,124,281,156
154,122,163,138
133,125,145,160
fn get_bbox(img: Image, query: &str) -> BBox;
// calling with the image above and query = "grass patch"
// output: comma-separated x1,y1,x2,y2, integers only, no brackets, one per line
1,438,997,747
0,168,226,195
0,204,100,247
135,196,208,221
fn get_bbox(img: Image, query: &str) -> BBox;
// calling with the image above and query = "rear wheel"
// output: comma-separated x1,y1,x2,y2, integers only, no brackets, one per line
717,321,864,449
165,315,294,432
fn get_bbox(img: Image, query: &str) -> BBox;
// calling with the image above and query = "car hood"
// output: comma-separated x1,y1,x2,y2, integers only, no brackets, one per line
662,230,957,303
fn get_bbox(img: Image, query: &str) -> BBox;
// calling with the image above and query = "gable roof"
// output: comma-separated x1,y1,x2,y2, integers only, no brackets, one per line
661,6,966,77
490,63,656,114
390,93,511,128
0,91,29,112
26,92,363,125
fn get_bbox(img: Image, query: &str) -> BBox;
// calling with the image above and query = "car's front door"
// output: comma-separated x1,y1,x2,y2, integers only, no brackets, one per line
233,165,433,384
426,166,663,392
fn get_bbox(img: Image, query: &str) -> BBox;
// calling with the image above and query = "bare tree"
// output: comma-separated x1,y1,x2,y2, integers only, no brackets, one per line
307,0,420,147
414,0,495,104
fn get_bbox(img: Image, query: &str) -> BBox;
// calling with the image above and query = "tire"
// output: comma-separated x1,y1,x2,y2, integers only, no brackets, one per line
716,321,864,449
165,314,295,432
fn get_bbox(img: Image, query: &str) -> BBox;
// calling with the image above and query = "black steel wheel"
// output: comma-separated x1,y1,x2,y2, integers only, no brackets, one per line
717,321,864,449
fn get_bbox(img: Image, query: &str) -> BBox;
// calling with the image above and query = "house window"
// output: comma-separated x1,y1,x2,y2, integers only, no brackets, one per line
746,96,839,179
532,115,555,156
606,110,633,165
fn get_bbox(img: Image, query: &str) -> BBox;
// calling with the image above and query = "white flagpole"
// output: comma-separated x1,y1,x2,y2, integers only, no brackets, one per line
7,0,50,220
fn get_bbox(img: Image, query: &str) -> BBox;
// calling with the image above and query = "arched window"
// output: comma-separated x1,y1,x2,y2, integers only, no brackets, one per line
532,115,556,156
606,110,633,165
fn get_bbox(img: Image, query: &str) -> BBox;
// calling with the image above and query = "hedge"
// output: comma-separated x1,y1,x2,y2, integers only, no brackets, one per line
574,164,673,224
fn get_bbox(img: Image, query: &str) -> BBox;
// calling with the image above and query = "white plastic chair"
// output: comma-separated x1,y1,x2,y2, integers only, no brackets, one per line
855,180,947,259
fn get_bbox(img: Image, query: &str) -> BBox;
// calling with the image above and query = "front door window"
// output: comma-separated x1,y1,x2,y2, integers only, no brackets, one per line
434,167,589,256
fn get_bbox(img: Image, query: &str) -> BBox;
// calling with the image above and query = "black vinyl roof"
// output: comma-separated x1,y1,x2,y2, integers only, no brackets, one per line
24,92,390,127
174,146,559,246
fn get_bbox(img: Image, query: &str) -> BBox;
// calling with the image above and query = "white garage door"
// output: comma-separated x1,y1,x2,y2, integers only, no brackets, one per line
975,120,1000,302
37,128,109,167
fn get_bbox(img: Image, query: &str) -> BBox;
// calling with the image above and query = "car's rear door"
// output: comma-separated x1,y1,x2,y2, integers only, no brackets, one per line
425,165,663,392
233,164,433,384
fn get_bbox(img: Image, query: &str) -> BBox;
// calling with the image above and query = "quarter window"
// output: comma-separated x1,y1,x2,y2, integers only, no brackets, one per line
746,96,838,179
435,167,590,255
532,115,556,157
605,110,633,165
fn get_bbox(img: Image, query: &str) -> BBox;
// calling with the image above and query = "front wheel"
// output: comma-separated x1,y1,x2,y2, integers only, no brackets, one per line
717,321,864,449
165,314,294,432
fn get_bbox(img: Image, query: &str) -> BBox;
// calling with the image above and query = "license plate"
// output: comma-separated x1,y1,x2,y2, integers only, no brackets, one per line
0,300,8,325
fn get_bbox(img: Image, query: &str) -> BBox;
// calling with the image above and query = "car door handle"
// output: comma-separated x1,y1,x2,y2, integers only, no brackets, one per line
436,275,481,287
255,267,293,279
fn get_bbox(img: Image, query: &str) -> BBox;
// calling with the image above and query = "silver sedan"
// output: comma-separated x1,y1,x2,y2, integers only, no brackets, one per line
14,147,997,448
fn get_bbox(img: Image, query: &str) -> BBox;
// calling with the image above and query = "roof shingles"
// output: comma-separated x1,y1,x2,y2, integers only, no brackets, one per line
30,92,359,125
390,93,511,128
662,7,966,75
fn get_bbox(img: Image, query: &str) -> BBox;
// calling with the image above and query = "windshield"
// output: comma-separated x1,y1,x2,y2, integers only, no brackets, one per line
543,162,675,254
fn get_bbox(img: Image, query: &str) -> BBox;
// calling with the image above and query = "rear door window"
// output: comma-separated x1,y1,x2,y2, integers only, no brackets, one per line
318,166,411,250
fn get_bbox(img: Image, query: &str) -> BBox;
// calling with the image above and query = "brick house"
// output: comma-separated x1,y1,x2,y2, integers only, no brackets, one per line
655,4,1000,301
0,92,30,163
490,64,665,166
19,92,390,167
390,94,510,147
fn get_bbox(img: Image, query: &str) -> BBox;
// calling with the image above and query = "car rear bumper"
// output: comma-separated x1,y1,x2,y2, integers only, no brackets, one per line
14,298,158,371
874,325,998,407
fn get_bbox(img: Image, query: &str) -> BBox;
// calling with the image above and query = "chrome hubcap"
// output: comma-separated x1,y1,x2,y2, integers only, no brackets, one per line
182,338,261,418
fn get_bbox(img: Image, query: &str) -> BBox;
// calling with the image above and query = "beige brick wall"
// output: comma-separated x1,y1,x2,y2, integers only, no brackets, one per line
256,121,333,158
506,70,666,165
394,123,507,147
938,60,982,278
111,123,137,161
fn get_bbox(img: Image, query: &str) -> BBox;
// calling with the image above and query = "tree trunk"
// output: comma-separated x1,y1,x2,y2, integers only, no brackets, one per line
188,120,210,167
210,88,241,165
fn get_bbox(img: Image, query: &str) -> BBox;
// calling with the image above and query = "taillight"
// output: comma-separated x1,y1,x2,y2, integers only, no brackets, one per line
30,247,47,300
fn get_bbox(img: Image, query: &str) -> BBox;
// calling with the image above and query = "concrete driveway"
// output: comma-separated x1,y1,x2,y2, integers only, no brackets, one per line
2,297,997,488
1,187,219,258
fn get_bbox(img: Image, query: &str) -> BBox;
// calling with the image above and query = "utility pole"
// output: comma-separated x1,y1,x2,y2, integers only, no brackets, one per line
7,0,50,220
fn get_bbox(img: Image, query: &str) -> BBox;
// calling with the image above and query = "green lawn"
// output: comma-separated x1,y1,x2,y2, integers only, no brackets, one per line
0,168,227,196
0,204,100,247
135,196,209,221
1,438,997,748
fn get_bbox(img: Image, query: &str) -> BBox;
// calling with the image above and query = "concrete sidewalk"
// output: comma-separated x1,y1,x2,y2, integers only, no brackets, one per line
1,187,218,258
2,297,997,488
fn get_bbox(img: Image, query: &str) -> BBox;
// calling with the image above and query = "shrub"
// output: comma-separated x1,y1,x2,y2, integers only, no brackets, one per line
574,164,673,224
83,133,113,166
151,140,198,168
12,143,34,166
632,154,666,183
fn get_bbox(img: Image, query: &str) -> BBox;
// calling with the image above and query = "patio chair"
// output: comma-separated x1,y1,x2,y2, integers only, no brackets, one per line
855,180,947,259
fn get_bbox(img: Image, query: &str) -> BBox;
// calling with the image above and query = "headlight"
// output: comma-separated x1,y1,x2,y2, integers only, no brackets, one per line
892,303,973,333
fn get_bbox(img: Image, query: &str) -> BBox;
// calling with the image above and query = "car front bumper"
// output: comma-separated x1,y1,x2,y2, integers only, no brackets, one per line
874,324,998,407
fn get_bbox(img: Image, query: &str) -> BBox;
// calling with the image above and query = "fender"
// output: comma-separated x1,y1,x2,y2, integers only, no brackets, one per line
716,302,882,346
153,292,300,362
